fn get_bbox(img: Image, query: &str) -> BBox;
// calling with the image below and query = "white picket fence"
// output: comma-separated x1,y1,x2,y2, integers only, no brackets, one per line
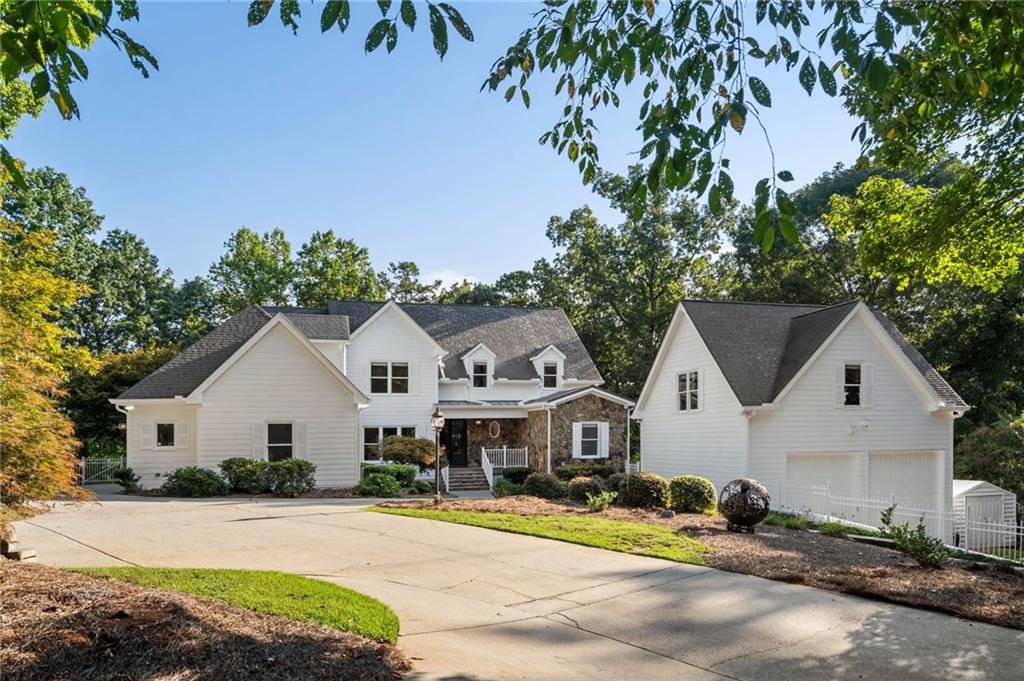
767,483,1023,563
80,457,126,484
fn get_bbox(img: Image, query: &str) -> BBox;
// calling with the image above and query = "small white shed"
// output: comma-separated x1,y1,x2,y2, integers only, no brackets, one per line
952,479,1018,550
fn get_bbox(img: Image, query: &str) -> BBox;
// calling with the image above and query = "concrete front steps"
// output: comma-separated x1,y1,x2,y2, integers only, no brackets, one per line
447,467,491,491
2,533,37,562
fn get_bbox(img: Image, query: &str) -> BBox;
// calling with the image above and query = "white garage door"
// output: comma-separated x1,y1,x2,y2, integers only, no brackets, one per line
868,450,942,510
786,453,858,496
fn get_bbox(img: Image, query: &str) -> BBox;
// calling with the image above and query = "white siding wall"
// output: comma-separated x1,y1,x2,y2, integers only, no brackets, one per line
198,324,360,487
312,341,346,372
749,313,954,512
126,403,198,489
638,314,749,492
347,307,440,440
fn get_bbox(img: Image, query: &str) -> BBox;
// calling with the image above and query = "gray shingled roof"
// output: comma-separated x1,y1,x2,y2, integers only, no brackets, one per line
680,300,967,409
328,301,603,383
120,300,601,399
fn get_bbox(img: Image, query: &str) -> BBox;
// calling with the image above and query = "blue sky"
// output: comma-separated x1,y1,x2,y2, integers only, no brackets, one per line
11,2,861,286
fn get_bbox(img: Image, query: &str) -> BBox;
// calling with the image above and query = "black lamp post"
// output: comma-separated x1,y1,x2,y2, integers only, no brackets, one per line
430,406,446,505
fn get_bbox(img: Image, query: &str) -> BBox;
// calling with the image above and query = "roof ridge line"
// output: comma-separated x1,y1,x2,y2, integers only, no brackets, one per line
789,300,859,319
680,299,831,309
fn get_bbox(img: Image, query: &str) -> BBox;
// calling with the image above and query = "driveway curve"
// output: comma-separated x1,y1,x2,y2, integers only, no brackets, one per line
15,495,1023,680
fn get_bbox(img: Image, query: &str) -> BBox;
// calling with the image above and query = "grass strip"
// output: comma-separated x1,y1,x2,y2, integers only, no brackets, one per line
75,567,399,643
372,507,712,565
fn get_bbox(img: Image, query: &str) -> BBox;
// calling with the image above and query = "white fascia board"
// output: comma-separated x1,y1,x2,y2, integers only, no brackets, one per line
187,314,371,407
109,397,187,406
461,342,497,360
529,344,567,362
349,300,446,356
548,386,636,408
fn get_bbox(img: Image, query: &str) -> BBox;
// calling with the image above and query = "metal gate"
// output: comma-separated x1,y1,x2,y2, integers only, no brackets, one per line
80,457,126,483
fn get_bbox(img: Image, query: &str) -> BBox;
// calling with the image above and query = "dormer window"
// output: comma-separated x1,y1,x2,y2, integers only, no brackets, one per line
543,362,558,388
472,361,489,388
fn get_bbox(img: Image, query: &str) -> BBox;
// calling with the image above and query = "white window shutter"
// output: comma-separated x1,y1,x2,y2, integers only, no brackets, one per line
295,423,308,459
176,422,190,450
862,363,874,407
834,364,845,407
410,361,419,395
598,422,610,457
571,422,582,458
140,423,155,450
251,423,264,459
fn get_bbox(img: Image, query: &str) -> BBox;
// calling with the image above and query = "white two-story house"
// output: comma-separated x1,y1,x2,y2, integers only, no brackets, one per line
112,300,634,490
633,300,969,531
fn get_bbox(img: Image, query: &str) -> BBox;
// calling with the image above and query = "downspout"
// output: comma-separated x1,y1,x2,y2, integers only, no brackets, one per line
625,405,631,473
546,407,552,474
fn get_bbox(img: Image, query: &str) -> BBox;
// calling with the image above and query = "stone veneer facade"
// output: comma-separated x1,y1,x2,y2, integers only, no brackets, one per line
480,394,630,473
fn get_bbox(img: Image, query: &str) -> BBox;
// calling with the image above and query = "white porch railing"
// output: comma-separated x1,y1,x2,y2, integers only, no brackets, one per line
80,457,126,484
441,465,449,493
482,446,528,469
767,483,1023,563
481,451,494,489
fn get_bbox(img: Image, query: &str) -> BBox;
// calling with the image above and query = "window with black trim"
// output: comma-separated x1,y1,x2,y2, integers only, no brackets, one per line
267,423,293,462
156,423,175,448
472,361,489,388
678,371,700,411
370,362,410,394
543,362,558,388
844,364,862,406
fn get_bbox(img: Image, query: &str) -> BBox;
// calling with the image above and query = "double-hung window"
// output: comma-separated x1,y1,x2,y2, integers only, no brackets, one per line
579,424,600,457
543,362,558,388
363,426,417,460
156,423,175,448
370,362,410,394
267,423,293,462
678,371,700,411
844,364,862,406
472,361,489,388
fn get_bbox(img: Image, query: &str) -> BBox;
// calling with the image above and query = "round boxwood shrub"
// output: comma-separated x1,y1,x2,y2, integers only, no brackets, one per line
567,476,605,502
412,479,432,494
605,472,627,498
668,475,717,513
355,472,402,498
162,466,229,497
618,472,669,508
501,467,532,485
219,457,270,494
523,472,567,499
265,459,317,497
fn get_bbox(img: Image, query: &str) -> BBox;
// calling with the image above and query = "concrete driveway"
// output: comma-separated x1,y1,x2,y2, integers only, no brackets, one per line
15,495,1023,680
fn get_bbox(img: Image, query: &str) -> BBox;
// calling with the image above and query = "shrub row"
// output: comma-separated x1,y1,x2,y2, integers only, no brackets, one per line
519,469,717,513
216,458,318,497
355,463,432,497
553,462,620,480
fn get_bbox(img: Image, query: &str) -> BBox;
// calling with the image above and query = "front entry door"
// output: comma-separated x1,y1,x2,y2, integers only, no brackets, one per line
441,419,468,467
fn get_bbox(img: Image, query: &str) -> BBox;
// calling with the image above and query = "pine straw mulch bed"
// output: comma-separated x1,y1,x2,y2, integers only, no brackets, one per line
381,496,1024,630
0,561,409,681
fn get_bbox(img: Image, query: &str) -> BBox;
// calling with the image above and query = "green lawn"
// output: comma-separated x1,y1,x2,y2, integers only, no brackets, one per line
372,507,713,565
75,567,399,643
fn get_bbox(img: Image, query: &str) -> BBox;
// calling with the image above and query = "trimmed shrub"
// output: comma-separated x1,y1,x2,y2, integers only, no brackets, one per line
492,478,524,498
112,467,140,493
219,458,270,494
501,467,532,485
265,459,317,497
362,463,417,487
567,476,605,502
355,472,402,498
605,472,627,499
162,467,229,497
668,475,717,514
523,472,567,499
586,490,617,512
379,436,445,472
619,472,668,508
554,462,620,481
412,479,432,494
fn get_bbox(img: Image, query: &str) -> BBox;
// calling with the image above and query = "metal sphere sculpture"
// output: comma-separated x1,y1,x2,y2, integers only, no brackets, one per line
718,478,771,533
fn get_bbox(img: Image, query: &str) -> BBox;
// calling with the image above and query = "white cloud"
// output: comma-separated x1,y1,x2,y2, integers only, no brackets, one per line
422,269,479,288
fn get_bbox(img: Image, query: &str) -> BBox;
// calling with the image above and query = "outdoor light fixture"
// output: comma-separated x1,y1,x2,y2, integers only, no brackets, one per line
431,406,445,505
